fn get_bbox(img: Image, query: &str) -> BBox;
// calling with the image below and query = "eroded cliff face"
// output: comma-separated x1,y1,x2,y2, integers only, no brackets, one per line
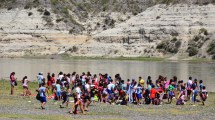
92,4,215,59
0,1,215,59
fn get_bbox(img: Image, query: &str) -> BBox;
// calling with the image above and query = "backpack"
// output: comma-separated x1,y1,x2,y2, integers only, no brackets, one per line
191,83,196,90
145,97,151,104
153,98,160,105
36,93,40,100
14,81,18,86
176,99,183,105
201,93,207,101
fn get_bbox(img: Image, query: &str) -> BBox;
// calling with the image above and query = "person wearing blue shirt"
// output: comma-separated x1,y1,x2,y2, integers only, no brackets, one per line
38,83,47,109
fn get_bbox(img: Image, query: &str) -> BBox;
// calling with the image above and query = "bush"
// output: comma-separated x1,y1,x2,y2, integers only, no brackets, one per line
193,35,200,42
156,16,160,19
68,46,78,52
44,10,51,16
56,18,64,23
7,7,12,10
24,2,32,9
175,40,181,48
157,39,181,54
69,29,74,34
171,37,177,42
28,12,33,16
199,28,208,36
212,55,215,60
157,41,168,49
207,40,215,55
37,8,44,13
187,47,198,56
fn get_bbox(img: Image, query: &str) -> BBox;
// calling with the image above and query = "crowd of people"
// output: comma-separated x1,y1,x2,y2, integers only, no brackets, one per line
9,71,209,114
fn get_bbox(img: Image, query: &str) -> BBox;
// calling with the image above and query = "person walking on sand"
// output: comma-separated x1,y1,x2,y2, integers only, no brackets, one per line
38,83,47,109
10,72,17,95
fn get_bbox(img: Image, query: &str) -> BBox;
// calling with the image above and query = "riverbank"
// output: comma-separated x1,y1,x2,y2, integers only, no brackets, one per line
2,54,215,63
0,80,215,120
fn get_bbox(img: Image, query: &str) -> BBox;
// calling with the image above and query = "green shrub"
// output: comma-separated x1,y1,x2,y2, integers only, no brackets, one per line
187,47,198,56
156,16,160,19
171,37,177,42
44,10,51,16
24,2,32,9
207,40,215,55
56,18,64,23
28,12,33,16
68,46,78,52
175,40,181,48
157,39,181,54
199,28,208,36
37,8,44,13
193,35,200,42
7,7,12,10
69,29,74,34
212,55,215,60
157,41,168,49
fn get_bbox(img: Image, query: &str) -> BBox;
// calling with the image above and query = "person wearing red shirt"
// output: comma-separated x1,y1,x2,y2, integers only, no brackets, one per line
150,85,158,104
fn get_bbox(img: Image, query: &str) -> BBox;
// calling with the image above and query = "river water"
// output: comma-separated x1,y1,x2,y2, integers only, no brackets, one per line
0,58,215,92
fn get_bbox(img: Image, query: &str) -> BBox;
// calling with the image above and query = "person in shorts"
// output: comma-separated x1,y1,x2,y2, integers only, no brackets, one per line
39,83,47,109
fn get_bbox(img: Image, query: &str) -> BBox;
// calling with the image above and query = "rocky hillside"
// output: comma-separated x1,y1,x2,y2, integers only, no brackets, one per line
0,0,215,59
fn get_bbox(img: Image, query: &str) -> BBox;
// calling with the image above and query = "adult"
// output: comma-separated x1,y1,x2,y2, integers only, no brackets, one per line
10,72,17,95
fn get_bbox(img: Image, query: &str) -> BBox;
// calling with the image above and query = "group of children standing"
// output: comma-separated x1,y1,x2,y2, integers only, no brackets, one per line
9,71,209,114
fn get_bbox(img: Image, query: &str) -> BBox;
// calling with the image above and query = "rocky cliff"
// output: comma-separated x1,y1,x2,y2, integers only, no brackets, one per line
0,0,215,59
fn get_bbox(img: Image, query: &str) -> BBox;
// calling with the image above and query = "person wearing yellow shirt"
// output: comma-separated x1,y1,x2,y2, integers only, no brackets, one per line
139,76,145,88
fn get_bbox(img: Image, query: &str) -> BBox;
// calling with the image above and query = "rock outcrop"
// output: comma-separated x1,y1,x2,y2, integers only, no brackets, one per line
0,1,215,59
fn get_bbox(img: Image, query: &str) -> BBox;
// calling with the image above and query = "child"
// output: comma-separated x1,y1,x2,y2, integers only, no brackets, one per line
55,80,61,101
168,81,175,103
60,85,71,108
22,76,31,96
136,84,143,105
192,87,198,105
69,82,85,114
176,87,186,105
200,86,208,105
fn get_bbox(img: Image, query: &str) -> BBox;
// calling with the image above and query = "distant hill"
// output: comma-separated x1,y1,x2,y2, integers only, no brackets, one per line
0,0,215,59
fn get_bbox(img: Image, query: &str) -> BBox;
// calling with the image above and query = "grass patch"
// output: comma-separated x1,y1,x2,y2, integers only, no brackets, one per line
0,114,72,120
60,55,165,61
0,80,214,119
